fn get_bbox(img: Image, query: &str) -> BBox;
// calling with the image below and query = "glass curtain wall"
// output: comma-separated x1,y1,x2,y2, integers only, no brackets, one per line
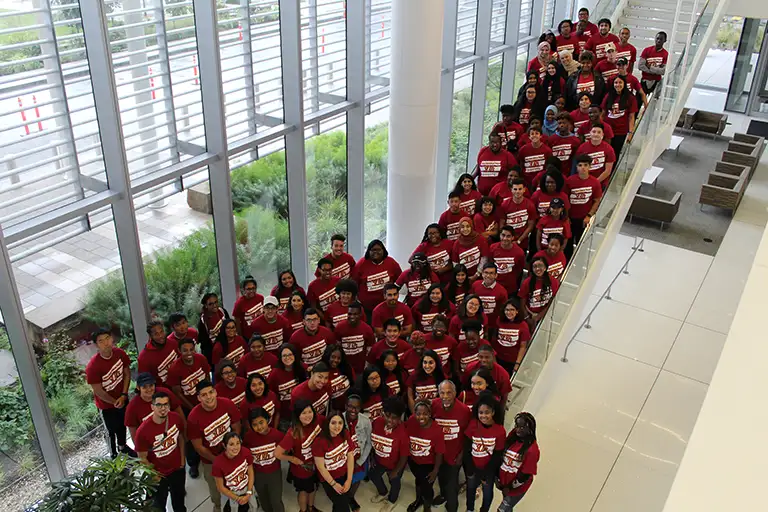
0,0,550,503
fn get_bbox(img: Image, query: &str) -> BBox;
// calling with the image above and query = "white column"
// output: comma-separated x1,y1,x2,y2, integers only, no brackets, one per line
386,0,444,265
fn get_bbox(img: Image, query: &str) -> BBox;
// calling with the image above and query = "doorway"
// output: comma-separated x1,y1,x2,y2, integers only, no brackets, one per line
725,18,768,117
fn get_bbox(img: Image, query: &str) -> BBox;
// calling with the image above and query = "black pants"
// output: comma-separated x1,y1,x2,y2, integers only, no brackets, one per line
101,407,127,458
321,477,352,512
182,408,200,469
223,501,249,512
642,80,659,95
408,460,435,506
437,462,460,512
369,463,403,503
611,134,627,158
497,357,518,378
153,468,187,512
566,218,586,260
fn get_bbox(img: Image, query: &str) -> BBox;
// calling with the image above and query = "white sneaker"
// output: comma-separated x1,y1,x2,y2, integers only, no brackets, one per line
371,494,389,504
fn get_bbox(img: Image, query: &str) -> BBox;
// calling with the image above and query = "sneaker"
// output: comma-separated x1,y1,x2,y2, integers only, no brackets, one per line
432,496,446,507
371,494,389,504
407,499,423,512
379,503,395,512
188,466,199,479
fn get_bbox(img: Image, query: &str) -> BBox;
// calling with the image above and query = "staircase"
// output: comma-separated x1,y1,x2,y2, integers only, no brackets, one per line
618,0,700,61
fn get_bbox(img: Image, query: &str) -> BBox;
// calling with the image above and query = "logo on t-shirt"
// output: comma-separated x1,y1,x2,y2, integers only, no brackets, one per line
102,359,125,393
332,262,351,279
366,400,383,419
495,257,517,275
151,424,180,458
446,222,461,240
552,143,575,162
434,418,460,441
244,303,263,325
250,442,277,467
224,459,250,492
278,379,298,402
497,328,521,347
471,436,498,458
407,279,432,299
569,186,594,205
528,288,553,309
608,102,626,119
523,154,545,175
427,250,449,270
203,413,232,448
459,246,481,269
372,432,395,459
318,288,338,311
367,271,390,293
301,339,327,367
414,383,438,401
330,374,350,399
588,150,607,171
325,440,349,473
480,160,503,178
500,448,523,476
157,351,178,383
409,436,432,457
340,334,365,355
261,327,285,352
181,367,206,396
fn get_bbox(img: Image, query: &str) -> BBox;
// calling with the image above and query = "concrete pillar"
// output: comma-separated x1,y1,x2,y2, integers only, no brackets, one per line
386,0,444,265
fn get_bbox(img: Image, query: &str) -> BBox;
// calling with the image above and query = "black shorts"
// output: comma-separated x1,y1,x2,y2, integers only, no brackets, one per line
292,472,318,493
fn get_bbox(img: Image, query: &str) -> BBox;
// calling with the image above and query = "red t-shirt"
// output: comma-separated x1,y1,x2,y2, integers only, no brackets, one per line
400,348,423,375
406,416,447,465
124,386,180,428
594,59,618,82
459,190,483,217
548,134,582,176
448,313,488,343
430,399,472,465
371,301,415,330
577,119,614,141
212,336,248,369
640,46,668,81
240,390,279,426
412,301,456,333
570,109,591,134
555,34,579,55
367,338,411,365
278,417,324,478
269,285,306,314
615,42,637,72
134,411,185,476
353,257,403,311
233,295,264,339
537,215,572,247
307,277,340,313
215,377,248,408
499,197,537,249
334,320,376,373
438,209,465,241
618,73,643,98
527,57,547,81
384,372,403,396
494,319,531,363
412,240,455,276
575,73,597,96
466,420,506,469
267,367,306,418
576,141,616,183
531,190,571,218
166,354,211,402
281,309,304,332
474,213,498,236
451,237,490,277
317,252,356,280
396,269,440,307
463,361,512,396
517,144,553,187
499,439,540,496
534,249,568,280
212,447,253,492
312,432,356,480
518,276,561,314
243,427,283,473
453,338,493,374
565,174,603,219
601,94,638,136
371,416,409,470
364,394,385,420
85,348,131,410
290,380,331,415
489,242,526,294
585,32,620,61
248,315,292,355
491,121,525,150
328,368,354,410
237,351,278,381
325,300,368,329
489,181,513,204
470,281,509,325
576,31,590,52
424,333,458,372
167,327,199,346
407,373,440,401
476,146,517,196
137,339,179,385
289,326,335,368
187,398,242,464
517,133,550,149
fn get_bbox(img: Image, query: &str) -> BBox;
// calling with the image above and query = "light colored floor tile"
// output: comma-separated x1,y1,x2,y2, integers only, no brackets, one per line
663,323,727,384
575,298,682,368
685,259,748,334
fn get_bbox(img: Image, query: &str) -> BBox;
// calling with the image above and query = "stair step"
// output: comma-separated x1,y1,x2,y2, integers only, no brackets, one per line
629,0,697,10
625,4,695,19
619,16,678,31
620,26,690,43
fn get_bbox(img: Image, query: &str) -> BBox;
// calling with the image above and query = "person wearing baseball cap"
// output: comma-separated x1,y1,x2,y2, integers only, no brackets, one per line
616,57,648,107
395,252,440,307
535,196,572,252
595,43,619,82
125,372,184,444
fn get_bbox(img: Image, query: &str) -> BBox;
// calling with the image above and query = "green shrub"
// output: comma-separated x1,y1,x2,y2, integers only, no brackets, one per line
0,380,34,451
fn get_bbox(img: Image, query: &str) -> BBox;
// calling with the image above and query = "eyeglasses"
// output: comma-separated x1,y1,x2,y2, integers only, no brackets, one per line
153,403,171,408
221,370,236,376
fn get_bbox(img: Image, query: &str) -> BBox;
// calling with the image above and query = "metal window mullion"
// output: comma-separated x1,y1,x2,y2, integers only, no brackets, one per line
306,0,320,131
192,0,240,311
528,0,545,57
0,228,68,482
500,0,523,101
467,0,493,161
346,0,364,258
552,0,568,26
79,0,152,347
434,0,459,218
279,0,309,286
150,0,181,172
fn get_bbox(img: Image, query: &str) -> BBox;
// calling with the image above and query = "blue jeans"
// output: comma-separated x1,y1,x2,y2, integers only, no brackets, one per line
497,493,526,512
466,473,495,512
369,463,404,504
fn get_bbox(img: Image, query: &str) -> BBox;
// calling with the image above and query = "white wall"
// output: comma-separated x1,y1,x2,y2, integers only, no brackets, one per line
727,0,768,19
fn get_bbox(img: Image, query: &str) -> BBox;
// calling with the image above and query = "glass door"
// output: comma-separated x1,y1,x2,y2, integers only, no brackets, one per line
724,19,766,113
747,30,768,117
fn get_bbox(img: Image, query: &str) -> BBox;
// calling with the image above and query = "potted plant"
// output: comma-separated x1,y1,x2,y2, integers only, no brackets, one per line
30,454,158,512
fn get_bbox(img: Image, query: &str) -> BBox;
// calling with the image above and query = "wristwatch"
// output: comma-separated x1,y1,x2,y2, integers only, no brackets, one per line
246,491,253,496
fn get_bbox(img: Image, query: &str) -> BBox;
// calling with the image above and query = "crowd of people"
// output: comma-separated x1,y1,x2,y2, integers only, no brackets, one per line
82,8,671,512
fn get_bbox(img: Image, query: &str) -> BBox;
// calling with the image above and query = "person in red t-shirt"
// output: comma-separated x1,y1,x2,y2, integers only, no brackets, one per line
232,276,264,340
240,372,280,428
270,269,306,314
594,44,619,82
212,319,248,370
406,400,447,511
601,74,638,156
581,104,614,142
321,344,355,411
406,348,444,412
198,293,231,365
471,263,509,329
248,296,291,355
396,253,440,307
514,86,545,132
528,41,554,81
570,92,593,136
212,432,255,512
315,233,356,280
431,381,472,511
489,226,526,295
369,397,410,506
517,127,553,188
167,338,211,417
462,345,512,402
372,283,415,338
282,290,309,333
267,343,308,421
616,57,647,108
368,318,412,365
459,367,502,408
500,180,537,252
473,133,517,195
616,28,637,73
498,412,540,510
242,407,284,512
353,240,403,315
549,113,582,176
449,295,488,344
556,19,579,58
489,166,524,205
187,380,242,509
138,320,179,386
290,361,332,416
491,104,526,154
413,223,456,283
412,284,456,333
289,308,335,369
439,193,466,242
452,173,483,217
519,257,561,329
474,196,500,240
639,32,669,93
313,412,357,511
534,233,568,281
135,391,187,512
536,197,572,251
215,360,248,408
494,298,531,376
308,258,340,315
125,372,184,444
451,217,491,279
237,335,278,381
325,279,366,328
577,7,599,38
565,153,603,258
566,51,607,111
465,393,507,512
167,312,199,346
334,302,375,373
453,320,493,376
576,124,616,186
423,315,458,376
531,167,571,217
85,329,132,459
585,18,620,62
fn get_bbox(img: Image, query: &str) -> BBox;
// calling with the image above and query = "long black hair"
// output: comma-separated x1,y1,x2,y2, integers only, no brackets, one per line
287,289,309,315
514,85,546,123
472,390,504,425
542,62,565,101
517,71,540,101
469,367,500,397
540,166,565,194
445,263,470,304
276,343,308,382
529,256,554,297
276,269,300,294
457,293,485,321
359,365,388,404
377,349,405,395
451,173,478,197
320,410,348,441
417,283,451,314
364,239,389,260
605,74,631,111
290,399,316,440
244,372,269,402
321,344,355,385
421,223,447,244
505,411,537,458
215,318,237,357
414,349,445,388
410,253,432,280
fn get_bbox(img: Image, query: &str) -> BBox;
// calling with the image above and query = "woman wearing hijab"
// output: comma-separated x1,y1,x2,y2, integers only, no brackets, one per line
528,41,554,81
450,217,490,281
542,105,559,137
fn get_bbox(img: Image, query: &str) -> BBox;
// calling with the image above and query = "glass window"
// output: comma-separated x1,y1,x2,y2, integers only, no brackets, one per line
724,18,764,113
365,97,389,244
456,0,479,59
490,0,508,48
449,65,475,190
484,55,504,141
519,0,533,38
514,45,530,95
366,0,392,94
